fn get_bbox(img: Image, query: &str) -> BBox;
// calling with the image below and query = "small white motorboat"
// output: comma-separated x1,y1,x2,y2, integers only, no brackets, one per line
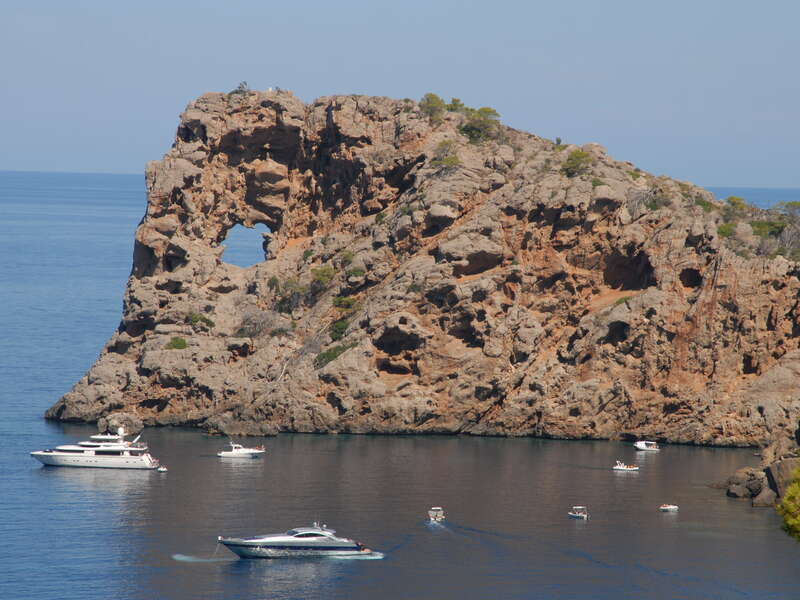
568,506,589,520
634,440,660,451
428,506,445,522
217,441,265,458
613,460,639,471
659,504,679,512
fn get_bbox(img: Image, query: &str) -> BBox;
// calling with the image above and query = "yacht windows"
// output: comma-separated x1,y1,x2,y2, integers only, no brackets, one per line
293,533,326,538
95,450,123,456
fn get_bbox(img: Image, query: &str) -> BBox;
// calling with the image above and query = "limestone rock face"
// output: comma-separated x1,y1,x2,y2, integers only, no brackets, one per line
45,90,800,453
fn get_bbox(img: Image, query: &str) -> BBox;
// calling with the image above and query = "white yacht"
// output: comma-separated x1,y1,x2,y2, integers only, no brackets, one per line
217,441,265,458
659,504,679,512
217,523,371,558
428,506,445,522
634,440,660,451
31,428,161,470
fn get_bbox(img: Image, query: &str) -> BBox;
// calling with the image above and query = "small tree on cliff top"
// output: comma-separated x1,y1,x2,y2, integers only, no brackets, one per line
419,93,446,123
459,107,501,143
561,150,593,177
778,466,800,541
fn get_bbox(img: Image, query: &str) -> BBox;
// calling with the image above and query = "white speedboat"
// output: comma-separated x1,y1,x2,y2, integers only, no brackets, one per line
217,523,371,558
217,441,265,458
568,506,589,520
31,428,161,470
659,504,679,512
613,460,639,471
428,506,445,522
634,440,660,451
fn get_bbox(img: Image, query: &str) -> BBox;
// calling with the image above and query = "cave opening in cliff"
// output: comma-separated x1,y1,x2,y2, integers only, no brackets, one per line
220,224,270,267
679,267,703,288
603,250,656,290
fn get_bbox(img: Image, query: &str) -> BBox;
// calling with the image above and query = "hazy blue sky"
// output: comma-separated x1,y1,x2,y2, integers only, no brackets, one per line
2,1,798,186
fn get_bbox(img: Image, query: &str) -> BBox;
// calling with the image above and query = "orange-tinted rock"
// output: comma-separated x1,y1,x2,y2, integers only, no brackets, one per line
43,90,800,458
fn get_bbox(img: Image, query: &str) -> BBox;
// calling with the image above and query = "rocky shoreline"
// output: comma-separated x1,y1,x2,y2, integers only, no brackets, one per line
47,90,799,500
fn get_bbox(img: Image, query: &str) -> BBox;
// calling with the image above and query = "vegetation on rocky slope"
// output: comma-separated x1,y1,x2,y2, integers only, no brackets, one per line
778,466,800,540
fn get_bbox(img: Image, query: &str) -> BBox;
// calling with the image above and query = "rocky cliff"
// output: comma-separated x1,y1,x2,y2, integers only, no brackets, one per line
47,90,800,459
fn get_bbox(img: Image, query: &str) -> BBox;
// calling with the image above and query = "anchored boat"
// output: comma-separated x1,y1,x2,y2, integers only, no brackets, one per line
30,427,162,470
634,440,660,451
217,441,265,458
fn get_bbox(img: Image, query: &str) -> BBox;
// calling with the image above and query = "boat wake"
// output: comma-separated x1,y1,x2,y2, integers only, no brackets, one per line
171,553,230,563
329,551,385,560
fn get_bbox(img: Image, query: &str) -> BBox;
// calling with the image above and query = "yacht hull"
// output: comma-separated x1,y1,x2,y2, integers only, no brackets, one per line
217,451,264,458
219,539,363,559
31,451,158,469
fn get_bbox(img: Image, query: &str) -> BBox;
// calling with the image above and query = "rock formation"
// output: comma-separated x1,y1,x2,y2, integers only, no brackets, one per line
46,90,800,473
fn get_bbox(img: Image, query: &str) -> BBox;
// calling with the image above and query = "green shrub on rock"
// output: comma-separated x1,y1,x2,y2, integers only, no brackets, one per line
446,97,467,112
329,318,349,341
165,336,187,350
778,466,800,541
419,93,446,123
339,250,354,266
561,150,592,177
431,139,461,168
186,312,215,329
311,265,336,286
314,342,357,368
717,223,736,238
750,220,786,238
333,296,359,310
458,107,501,143
695,198,716,212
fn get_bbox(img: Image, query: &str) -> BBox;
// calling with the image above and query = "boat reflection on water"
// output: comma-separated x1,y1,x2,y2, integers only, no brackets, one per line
36,463,156,494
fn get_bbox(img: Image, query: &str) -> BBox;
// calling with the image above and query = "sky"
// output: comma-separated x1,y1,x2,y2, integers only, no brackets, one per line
1,0,798,187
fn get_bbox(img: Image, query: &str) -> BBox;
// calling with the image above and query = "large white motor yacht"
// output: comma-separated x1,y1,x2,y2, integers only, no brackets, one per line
30,427,161,470
217,523,371,558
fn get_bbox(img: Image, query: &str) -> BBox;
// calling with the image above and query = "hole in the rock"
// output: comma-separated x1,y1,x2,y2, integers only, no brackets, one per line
220,224,270,267
679,268,703,288
603,250,656,290
377,358,412,374
604,321,630,345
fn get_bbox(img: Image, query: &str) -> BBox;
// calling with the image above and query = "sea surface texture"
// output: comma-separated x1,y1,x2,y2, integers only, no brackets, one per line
1,172,799,600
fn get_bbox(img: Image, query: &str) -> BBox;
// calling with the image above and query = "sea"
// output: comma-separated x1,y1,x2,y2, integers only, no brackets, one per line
1,171,799,600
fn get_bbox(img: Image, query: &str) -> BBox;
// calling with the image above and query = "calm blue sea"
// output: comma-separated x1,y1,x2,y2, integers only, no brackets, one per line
1,171,799,600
